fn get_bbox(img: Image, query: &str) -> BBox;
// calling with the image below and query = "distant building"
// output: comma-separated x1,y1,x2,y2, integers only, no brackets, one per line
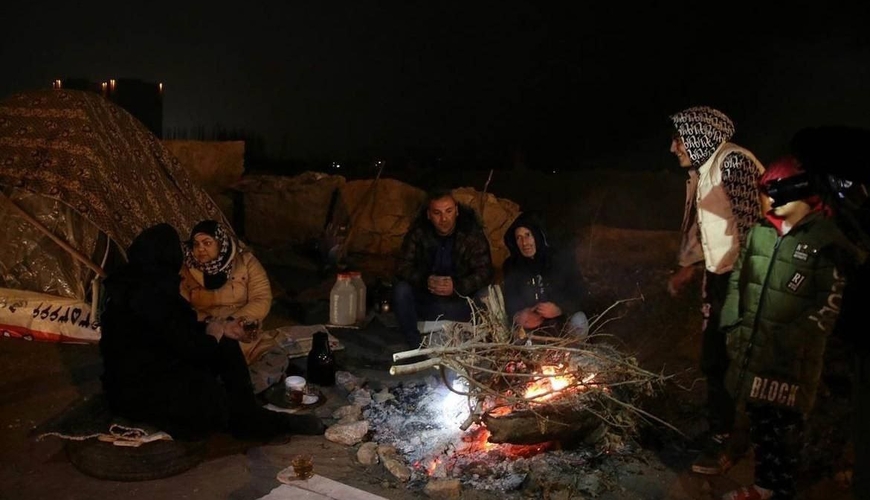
53,78,164,138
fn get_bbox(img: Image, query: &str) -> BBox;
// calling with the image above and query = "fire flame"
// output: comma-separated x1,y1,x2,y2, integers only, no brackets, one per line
523,365,595,401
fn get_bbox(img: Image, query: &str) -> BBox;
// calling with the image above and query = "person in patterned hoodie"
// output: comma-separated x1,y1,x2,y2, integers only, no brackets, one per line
667,106,765,475
393,188,494,348
719,156,861,500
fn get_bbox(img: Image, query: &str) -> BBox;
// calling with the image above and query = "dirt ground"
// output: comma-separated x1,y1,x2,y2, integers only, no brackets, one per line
0,169,859,499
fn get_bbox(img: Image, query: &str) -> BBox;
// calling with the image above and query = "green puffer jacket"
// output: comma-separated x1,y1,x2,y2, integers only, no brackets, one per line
720,211,856,414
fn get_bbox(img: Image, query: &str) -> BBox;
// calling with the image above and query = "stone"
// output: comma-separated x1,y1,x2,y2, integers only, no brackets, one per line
424,479,461,499
324,420,369,446
372,388,395,404
383,457,412,482
335,371,364,392
348,388,372,407
332,404,363,421
376,444,398,462
356,442,379,465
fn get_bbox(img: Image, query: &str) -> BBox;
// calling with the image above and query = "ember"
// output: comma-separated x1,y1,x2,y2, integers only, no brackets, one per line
375,296,676,493
364,376,638,495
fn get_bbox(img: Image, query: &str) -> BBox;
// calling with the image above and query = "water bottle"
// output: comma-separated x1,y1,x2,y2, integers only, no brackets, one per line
348,271,367,322
329,273,357,326
307,332,336,386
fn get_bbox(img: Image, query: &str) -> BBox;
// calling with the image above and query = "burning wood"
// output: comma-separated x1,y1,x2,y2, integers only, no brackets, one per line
391,294,677,445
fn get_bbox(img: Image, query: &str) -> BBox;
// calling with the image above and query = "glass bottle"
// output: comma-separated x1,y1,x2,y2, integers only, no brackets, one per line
307,332,336,386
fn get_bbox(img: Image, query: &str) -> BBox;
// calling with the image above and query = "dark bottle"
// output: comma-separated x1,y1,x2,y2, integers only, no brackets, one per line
307,332,336,386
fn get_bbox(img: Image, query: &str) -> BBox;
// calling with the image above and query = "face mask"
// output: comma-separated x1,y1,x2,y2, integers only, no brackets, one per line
762,173,814,208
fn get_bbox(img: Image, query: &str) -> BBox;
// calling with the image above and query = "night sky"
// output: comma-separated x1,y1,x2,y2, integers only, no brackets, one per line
4,2,870,170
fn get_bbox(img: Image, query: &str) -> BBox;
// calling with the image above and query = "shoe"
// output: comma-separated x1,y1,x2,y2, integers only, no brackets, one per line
691,433,734,475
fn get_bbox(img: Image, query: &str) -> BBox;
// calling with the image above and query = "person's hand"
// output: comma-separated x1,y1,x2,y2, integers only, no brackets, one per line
516,308,543,329
427,275,454,296
667,264,700,297
534,302,562,319
223,319,247,342
205,320,225,341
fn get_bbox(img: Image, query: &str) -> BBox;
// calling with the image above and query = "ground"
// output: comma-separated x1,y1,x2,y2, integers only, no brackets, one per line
0,168,858,499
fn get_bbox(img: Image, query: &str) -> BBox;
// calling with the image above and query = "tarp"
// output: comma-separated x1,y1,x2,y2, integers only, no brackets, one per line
0,89,227,342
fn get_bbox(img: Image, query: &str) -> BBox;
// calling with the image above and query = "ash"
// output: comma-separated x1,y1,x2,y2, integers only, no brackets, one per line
363,376,637,494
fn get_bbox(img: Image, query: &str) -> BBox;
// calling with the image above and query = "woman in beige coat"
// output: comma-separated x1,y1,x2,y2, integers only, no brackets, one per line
180,220,273,366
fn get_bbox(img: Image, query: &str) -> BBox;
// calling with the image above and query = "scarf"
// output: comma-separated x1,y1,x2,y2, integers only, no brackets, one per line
183,220,237,290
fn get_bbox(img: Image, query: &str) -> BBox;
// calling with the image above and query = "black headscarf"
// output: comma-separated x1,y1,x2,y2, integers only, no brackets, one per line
183,220,238,290
103,223,184,319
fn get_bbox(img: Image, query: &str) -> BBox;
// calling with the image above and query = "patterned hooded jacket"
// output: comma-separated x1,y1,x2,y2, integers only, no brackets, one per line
396,203,493,296
671,106,765,273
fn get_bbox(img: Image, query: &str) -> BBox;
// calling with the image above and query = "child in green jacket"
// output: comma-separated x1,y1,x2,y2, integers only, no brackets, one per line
719,156,860,500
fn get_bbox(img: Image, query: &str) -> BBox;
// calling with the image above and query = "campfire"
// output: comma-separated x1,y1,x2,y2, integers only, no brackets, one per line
369,294,676,493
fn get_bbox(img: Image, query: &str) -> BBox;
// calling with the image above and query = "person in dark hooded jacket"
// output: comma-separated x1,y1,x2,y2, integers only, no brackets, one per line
502,212,587,338
99,223,324,441
393,188,493,347
668,106,765,475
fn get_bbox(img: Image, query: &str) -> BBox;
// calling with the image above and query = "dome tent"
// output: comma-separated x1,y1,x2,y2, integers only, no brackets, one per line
0,89,227,342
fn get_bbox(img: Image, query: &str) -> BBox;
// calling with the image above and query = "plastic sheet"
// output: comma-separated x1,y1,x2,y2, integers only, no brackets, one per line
0,191,101,300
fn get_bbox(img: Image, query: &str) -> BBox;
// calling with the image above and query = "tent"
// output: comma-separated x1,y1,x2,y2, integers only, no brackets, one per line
0,89,226,342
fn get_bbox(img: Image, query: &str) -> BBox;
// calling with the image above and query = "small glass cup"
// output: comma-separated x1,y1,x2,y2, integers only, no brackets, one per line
285,376,306,405
240,318,260,343
291,454,314,479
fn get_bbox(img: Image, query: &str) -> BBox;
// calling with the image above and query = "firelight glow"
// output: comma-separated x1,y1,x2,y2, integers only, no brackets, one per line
523,365,595,402
435,377,471,427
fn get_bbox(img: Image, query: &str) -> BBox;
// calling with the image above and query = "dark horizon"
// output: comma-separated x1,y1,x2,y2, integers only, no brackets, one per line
4,3,870,172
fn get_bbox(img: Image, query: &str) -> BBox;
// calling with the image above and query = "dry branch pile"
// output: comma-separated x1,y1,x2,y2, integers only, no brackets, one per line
391,290,676,445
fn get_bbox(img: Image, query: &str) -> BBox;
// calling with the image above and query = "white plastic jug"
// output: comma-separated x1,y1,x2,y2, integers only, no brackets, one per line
329,273,358,326
348,271,366,322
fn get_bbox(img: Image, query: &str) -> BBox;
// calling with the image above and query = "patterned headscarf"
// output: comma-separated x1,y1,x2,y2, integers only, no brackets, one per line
184,220,238,290
670,106,736,167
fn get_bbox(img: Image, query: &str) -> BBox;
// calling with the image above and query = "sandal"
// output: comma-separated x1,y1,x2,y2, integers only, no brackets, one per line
721,485,773,500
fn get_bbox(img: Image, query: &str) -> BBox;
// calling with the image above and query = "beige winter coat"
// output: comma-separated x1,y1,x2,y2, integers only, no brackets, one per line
180,251,273,363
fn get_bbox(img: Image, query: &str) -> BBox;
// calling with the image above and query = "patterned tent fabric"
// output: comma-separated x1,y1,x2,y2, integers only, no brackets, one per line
0,89,226,252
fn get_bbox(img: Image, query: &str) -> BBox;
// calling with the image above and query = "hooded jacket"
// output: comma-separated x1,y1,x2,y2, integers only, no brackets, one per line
671,106,765,273
720,210,859,414
501,212,582,325
396,202,493,296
